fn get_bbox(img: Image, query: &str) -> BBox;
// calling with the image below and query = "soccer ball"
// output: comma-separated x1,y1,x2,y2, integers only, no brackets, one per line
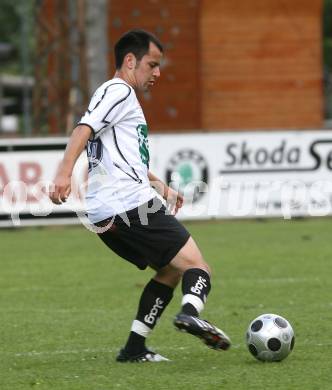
246,313,295,362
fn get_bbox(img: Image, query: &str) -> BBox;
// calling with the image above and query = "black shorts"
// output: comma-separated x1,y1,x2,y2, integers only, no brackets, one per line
96,197,190,270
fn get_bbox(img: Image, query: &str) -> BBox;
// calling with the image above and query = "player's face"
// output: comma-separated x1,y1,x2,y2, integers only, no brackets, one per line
134,42,162,92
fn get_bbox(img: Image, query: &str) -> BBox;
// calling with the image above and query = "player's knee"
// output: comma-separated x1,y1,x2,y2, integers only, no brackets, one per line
154,265,182,288
169,236,212,276
188,259,211,276
177,256,211,276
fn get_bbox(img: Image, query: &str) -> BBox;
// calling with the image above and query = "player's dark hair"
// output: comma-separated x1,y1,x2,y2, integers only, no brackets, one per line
114,29,163,69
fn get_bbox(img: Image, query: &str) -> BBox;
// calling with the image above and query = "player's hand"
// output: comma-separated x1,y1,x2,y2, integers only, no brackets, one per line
49,173,72,205
164,186,184,215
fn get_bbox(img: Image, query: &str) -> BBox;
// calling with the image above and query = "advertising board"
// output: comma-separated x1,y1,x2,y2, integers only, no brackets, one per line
1,131,332,227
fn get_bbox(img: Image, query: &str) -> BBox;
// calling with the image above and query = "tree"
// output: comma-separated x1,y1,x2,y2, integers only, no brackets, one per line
0,1,34,74
323,0,332,72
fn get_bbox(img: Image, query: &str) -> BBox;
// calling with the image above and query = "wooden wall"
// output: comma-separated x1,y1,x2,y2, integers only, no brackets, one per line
107,0,200,132
200,0,324,130
107,0,324,132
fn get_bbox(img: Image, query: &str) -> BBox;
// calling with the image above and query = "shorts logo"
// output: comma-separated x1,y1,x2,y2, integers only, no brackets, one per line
144,298,164,325
190,276,208,295
166,149,209,203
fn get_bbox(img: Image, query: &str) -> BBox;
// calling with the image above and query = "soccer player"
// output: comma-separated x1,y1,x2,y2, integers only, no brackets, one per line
49,29,231,362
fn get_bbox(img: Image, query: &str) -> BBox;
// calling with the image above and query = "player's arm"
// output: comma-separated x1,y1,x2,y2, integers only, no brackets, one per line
148,170,184,214
49,125,92,204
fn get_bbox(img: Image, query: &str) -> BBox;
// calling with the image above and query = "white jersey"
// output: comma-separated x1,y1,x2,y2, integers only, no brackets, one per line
79,78,156,223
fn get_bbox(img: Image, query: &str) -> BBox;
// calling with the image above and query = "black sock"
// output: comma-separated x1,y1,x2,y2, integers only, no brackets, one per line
181,268,211,317
123,332,146,356
124,279,174,355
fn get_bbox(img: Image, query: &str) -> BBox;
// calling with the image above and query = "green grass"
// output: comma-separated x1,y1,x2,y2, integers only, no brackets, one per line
0,218,331,389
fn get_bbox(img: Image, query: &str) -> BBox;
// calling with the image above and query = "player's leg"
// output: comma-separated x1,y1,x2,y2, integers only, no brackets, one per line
95,218,172,362
118,266,181,362
120,234,230,357
168,237,231,350
120,234,202,359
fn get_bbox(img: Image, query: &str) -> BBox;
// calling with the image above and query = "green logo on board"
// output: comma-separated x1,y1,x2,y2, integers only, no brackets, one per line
166,149,209,203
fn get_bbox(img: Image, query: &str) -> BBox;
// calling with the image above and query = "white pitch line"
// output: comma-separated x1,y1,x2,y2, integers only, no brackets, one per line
1,346,196,357
12,348,115,357
2,342,332,358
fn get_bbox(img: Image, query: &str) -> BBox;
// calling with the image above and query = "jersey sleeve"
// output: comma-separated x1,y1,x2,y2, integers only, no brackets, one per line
79,82,132,139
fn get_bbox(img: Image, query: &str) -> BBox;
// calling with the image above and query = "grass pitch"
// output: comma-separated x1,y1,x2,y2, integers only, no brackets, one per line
0,218,331,389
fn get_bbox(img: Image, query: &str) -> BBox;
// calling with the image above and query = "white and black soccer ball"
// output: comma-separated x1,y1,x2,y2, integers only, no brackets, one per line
246,313,295,362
